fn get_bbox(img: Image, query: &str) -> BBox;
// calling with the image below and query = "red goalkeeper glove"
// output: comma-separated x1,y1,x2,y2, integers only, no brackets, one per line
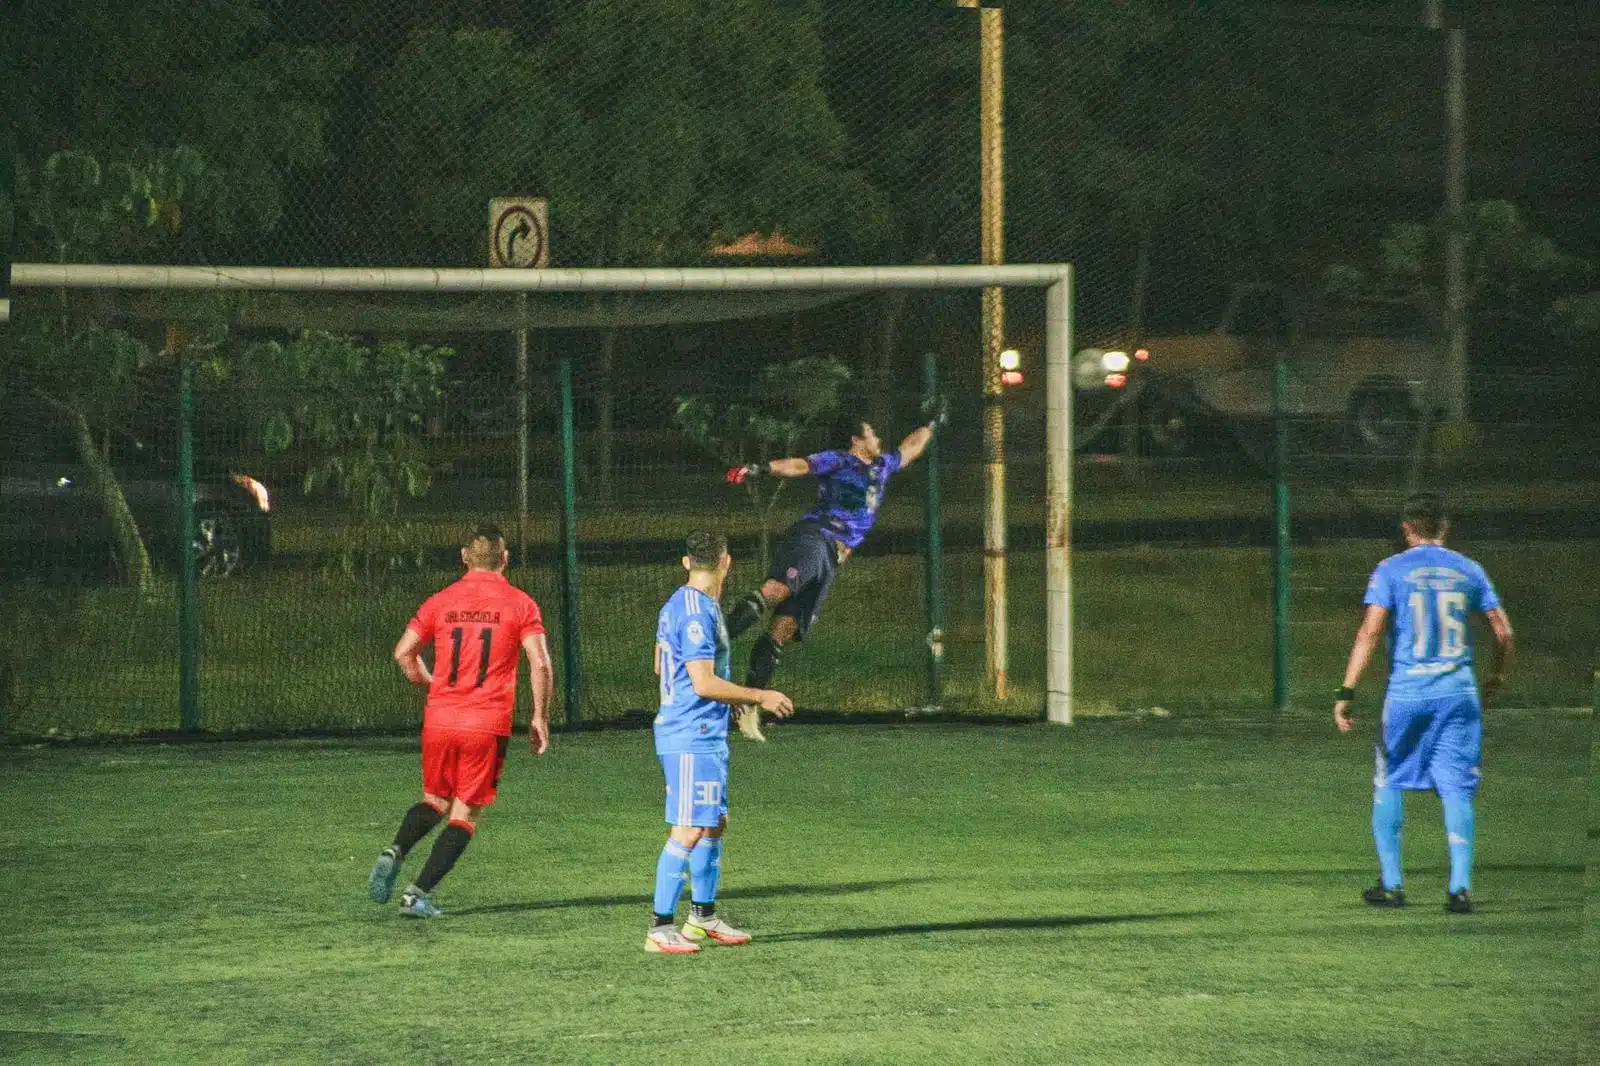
726,462,765,485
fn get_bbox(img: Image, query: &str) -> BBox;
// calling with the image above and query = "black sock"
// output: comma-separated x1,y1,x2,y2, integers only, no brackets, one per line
746,634,783,689
691,902,715,920
725,591,767,639
413,823,473,893
391,802,445,859
652,913,676,928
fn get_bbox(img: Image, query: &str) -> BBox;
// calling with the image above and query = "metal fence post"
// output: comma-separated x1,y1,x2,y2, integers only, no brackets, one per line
174,329,200,732
1272,353,1291,714
922,351,945,710
555,355,583,725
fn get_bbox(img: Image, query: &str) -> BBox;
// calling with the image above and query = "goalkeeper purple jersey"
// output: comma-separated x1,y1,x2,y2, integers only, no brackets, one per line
802,449,903,549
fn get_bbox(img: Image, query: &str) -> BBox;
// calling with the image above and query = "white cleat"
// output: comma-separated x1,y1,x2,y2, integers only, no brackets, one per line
682,913,752,946
644,925,702,955
736,707,767,742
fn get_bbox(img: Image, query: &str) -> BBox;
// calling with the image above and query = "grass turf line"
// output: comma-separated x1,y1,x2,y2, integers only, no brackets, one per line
0,715,1589,1065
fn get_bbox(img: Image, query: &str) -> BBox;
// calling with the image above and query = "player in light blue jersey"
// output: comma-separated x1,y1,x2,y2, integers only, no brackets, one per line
645,531,793,954
1334,493,1514,913
720,400,945,739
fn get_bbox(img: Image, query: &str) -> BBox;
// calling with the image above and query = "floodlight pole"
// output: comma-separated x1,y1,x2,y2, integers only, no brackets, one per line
961,0,1009,701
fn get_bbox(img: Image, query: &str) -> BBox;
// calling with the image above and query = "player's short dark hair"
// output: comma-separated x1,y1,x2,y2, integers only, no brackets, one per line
468,521,505,546
463,522,508,569
684,531,727,571
837,413,873,442
1400,493,1447,538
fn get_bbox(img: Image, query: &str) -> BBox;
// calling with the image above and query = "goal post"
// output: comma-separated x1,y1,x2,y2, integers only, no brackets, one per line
11,262,1075,726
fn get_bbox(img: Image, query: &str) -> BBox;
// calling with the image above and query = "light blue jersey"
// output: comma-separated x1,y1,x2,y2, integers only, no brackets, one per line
654,585,731,755
1364,545,1501,701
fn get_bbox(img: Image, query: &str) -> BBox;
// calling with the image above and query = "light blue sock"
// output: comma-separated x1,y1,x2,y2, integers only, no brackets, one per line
1441,796,1475,895
653,841,692,918
1372,786,1405,891
689,836,723,908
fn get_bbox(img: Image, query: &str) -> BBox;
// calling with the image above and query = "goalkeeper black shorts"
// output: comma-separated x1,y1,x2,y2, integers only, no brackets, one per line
766,520,840,641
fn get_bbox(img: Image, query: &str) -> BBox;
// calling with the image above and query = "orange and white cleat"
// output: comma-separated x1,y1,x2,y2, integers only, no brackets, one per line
644,924,702,954
682,913,752,946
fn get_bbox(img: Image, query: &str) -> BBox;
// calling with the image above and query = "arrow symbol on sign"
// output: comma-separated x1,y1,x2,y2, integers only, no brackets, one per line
507,218,533,263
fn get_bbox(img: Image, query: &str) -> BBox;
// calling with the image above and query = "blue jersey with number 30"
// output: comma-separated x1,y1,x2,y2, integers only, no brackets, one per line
654,585,731,755
1364,545,1501,700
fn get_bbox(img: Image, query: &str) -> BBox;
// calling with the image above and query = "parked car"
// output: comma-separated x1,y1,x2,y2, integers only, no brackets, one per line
1075,284,1452,455
0,407,272,577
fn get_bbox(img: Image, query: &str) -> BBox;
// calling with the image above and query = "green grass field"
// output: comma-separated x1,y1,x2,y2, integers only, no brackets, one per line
0,714,1589,1065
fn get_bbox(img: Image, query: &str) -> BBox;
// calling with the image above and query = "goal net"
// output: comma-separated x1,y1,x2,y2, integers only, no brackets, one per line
1,265,1073,736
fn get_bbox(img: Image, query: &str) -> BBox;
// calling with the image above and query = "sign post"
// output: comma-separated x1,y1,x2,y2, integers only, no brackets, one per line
488,198,549,572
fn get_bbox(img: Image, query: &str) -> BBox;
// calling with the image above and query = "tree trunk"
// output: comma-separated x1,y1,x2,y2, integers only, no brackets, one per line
66,405,154,593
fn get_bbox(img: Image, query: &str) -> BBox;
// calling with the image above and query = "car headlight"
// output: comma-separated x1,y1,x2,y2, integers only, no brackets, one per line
1101,350,1131,373
232,474,270,513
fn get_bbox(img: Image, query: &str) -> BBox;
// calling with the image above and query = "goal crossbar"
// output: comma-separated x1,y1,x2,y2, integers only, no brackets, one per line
10,261,1076,725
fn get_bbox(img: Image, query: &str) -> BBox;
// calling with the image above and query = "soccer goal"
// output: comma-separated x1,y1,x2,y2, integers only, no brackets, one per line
8,263,1074,732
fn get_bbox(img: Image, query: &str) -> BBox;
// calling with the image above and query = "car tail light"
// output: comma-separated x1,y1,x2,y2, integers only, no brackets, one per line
1104,372,1128,389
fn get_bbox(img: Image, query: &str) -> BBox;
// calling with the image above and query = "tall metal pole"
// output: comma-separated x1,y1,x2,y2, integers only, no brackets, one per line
1271,354,1291,714
515,292,530,570
555,356,583,725
922,351,945,710
960,0,1009,700
173,328,200,732
1427,0,1469,420
1044,276,1074,724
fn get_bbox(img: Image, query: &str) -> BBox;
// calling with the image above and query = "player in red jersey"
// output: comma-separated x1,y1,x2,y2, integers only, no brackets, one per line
367,523,555,918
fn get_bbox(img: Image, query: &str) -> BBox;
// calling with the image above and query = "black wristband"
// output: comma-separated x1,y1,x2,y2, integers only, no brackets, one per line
1335,686,1354,703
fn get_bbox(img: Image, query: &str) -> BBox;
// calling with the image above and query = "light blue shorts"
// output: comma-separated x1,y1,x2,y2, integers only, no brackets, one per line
1375,692,1482,798
660,749,729,828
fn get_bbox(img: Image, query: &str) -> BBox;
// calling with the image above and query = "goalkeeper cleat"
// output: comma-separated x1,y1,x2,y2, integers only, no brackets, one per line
1445,890,1474,914
682,914,752,946
644,925,702,955
1362,885,1406,908
399,889,445,919
368,847,401,904
736,707,767,742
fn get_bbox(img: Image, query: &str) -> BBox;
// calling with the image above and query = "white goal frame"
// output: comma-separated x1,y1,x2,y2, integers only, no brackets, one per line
11,262,1077,724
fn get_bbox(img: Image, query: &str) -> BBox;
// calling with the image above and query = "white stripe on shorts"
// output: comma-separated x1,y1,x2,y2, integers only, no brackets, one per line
679,752,693,824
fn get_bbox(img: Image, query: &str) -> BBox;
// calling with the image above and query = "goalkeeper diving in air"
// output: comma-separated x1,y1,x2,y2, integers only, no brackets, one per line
722,397,946,740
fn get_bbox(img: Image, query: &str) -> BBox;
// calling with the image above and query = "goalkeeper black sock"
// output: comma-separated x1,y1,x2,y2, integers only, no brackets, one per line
725,591,767,639
391,802,445,859
746,634,783,689
414,821,473,892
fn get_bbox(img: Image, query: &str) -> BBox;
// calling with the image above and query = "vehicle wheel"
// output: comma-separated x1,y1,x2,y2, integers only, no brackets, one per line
1349,389,1416,455
1141,394,1193,457
195,514,245,578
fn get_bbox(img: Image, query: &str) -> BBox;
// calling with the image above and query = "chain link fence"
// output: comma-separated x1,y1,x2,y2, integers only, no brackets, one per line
4,0,1597,736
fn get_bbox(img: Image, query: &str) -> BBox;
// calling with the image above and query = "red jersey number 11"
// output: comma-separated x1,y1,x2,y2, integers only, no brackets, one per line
448,626,493,688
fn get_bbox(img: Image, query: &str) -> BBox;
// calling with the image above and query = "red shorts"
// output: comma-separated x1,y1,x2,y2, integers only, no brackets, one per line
421,727,510,808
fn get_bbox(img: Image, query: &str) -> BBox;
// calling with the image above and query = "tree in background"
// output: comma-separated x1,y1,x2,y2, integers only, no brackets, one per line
10,0,346,263
8,149,224,592
243,331,450,579
675,356,850,568
356,0,888,493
